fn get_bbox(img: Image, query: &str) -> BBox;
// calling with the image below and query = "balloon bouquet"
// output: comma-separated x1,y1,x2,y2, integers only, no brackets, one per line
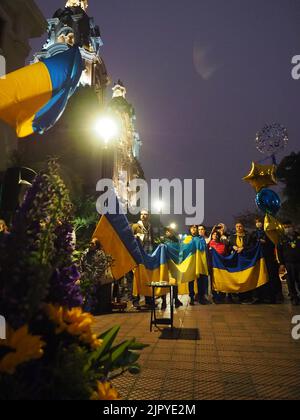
243,123,288,245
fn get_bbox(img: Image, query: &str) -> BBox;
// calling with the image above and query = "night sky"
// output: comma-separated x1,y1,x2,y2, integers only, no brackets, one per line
31,0,300,231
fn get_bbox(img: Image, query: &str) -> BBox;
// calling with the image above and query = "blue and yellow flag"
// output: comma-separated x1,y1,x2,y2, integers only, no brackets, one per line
93,195,209,297
211,245,269,293
93,197,142,281
0,46,83,138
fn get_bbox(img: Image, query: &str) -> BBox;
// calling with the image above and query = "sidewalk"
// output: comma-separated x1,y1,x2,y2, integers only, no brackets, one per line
93,297,300,400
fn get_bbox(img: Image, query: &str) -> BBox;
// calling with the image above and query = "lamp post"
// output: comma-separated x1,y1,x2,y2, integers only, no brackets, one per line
169,222,177,231
153,200,164,238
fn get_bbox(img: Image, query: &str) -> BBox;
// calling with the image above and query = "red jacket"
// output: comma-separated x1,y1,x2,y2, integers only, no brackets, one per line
209,240,227,256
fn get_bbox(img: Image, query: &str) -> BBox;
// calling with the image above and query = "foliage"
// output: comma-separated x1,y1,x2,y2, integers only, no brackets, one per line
233,209,263,229
0,159,74,327
73,195,99,250
277,152,300,224
79,247,113,311
0,160,146,400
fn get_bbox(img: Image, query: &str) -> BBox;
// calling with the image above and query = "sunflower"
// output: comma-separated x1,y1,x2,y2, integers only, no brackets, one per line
45,304,102,349
90,381,121,400
0,325,45,374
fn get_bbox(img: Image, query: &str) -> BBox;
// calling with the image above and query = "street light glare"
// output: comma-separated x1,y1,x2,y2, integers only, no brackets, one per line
154,200,164,212
93,116,119,143
170,223,177,230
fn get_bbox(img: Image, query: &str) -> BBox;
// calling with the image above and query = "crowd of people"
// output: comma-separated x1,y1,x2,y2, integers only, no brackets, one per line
1,210,300,310
130,210,300,307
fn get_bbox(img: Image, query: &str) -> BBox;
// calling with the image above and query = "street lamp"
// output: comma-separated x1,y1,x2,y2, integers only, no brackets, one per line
154,200,164,213
93,116,119,146
93,114,120,180
153,200,164,238
169,222,177,230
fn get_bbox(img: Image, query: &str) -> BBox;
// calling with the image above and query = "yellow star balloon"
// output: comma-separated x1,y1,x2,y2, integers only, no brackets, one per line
243,162,277,192
264,214,284,245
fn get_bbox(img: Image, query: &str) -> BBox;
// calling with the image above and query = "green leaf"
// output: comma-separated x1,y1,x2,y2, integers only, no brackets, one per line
109,340,132,364
85,326,120,370
128,364,141,375
115,350,140,368
127,340,149,350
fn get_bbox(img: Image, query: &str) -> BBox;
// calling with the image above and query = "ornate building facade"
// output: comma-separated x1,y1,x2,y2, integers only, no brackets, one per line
18,1,144,206
18,0,110,194
32,0,108,103
108,80,143,210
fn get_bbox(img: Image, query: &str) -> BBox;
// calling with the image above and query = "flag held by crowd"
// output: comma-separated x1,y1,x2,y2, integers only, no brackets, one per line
93,193,209,297
211,245,269,293
93,191,269,297
0,46,83,138
92,195,142,281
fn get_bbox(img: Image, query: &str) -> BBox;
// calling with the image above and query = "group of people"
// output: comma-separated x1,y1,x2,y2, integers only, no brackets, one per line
131,210,300,307
1,209,300,309
183,219,282,305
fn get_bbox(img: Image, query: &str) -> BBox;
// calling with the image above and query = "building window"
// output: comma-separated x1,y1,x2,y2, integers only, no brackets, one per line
0,17,6,49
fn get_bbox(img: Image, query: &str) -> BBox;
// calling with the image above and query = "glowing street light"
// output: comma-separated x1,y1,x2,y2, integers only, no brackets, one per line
154,200,164,213
93,116,119,145
169,223,177,230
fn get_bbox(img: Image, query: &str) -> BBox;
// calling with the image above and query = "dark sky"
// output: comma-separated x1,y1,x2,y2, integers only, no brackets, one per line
31,0,300,231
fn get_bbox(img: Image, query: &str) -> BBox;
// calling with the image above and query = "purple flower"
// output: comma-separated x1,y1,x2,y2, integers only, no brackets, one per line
47,265,83,308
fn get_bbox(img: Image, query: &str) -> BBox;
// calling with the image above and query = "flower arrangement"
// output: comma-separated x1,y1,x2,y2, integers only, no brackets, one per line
0,160,146,400
79,244,114,312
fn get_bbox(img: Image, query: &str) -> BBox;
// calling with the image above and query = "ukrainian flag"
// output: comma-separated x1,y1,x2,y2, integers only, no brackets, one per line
168,236,208,296
93,192,209,297
211,244,269,293
93,190,208,296
93,201,170,297
0,46,83,138
133,242,170,297
168,237,208,282
93,197,142,281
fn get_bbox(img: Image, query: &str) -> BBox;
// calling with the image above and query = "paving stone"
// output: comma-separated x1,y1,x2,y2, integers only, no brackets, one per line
94,299,300,400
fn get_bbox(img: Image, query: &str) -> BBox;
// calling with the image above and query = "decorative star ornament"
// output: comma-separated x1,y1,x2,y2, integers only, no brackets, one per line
243,162,277,192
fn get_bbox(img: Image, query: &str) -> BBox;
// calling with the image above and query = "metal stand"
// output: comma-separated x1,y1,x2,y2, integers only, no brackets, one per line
150,284,174,332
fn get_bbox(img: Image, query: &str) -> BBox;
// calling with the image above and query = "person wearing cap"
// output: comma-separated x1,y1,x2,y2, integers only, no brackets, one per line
132,209,156,307
215,223,230,246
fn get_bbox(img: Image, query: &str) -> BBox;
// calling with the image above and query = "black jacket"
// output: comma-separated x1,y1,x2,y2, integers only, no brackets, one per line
278,233,300,265
251,229,275,259
229,232,254,252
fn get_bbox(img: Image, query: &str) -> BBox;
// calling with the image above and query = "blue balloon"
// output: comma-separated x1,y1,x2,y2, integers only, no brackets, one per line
255,188,281,215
